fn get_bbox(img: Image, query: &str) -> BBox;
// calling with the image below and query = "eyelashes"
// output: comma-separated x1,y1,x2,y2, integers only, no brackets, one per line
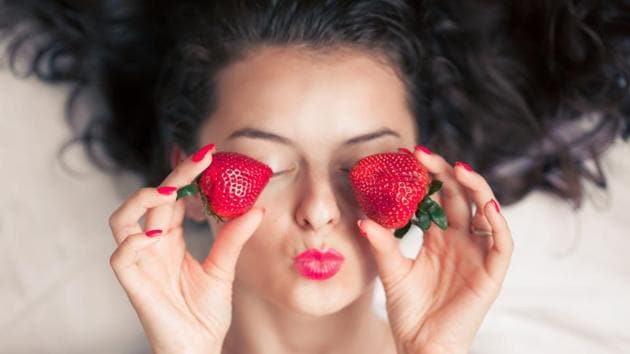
339,167,352,173
271,162,298,178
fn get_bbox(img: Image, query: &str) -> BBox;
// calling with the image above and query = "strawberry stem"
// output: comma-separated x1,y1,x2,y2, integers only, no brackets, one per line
175,179,228,224
176,183,200,200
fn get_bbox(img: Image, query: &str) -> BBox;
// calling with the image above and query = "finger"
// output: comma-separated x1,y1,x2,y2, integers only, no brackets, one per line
109,187,178,244
144,143,215,237
454,163,497,233
169,199,187,230
483,199,514,281
468,210,494,256
153,199,188,257
471,211,493,238
202,207,265,281
413,146,471,230
109,231,162,288
357,218,413,286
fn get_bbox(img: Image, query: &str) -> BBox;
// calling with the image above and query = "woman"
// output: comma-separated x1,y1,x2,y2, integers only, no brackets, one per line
2,1,628,353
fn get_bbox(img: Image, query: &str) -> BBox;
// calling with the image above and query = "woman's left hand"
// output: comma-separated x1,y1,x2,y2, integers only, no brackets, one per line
357,146,514,354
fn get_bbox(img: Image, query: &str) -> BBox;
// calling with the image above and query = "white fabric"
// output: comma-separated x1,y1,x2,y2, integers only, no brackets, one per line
1,67,629,354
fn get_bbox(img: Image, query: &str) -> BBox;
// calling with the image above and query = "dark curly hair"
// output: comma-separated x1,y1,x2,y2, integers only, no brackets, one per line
1,0,629,207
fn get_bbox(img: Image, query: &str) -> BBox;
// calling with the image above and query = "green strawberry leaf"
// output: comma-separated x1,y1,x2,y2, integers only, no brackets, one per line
177,183,200,200
418,212,431,230
427,180,443,196
426,198,439,212
394,222,412,239
415,193,448,231
418,198,432,214
428,203,448,230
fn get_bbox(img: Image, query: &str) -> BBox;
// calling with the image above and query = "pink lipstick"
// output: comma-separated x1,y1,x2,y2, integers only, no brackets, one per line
294,248,345,281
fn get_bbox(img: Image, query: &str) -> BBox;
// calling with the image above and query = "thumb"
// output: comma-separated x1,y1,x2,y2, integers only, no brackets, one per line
357,219,413,285
202,207,265,280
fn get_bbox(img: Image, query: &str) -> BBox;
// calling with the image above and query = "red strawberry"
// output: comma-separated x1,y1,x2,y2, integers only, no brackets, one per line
177,152,272,221
349,151,447,237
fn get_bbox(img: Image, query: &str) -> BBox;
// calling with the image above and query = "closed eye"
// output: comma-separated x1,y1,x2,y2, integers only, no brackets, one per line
271,163,298,177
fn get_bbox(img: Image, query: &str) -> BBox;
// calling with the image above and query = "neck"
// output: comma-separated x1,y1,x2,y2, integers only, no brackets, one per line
223,281,393,354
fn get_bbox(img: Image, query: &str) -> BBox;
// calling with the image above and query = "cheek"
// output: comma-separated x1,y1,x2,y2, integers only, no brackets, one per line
233,213,290,275
354,236,380,281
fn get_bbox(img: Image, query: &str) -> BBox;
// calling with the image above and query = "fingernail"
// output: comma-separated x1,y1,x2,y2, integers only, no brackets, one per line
414,145,432,155
357,220,368,238
491,199,501,213
455,161,473,172
192,143,215,162
398,147,413,155
157,186,177,195
145,229,163,237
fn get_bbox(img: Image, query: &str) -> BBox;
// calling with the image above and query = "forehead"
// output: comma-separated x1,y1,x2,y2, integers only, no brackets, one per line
203,46,417,145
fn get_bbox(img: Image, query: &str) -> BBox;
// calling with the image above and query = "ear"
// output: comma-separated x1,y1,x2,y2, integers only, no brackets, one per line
170,144,206,223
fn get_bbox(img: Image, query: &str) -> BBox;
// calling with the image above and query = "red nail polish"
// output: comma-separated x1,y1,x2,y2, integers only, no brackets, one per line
398,147,413,155
192,143,215,162
414,145,432,155
357,220,368,238
157,186,177,195
145,229,163,237
455,161,473,172
491,199,501,213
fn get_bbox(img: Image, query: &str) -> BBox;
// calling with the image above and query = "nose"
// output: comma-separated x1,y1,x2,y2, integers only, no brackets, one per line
294,170,342,232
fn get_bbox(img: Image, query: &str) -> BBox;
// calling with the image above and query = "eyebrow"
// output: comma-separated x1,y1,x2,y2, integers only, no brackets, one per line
226,127,400,147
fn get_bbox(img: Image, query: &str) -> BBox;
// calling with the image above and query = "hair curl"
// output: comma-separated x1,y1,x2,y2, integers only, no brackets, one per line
2,0,629,207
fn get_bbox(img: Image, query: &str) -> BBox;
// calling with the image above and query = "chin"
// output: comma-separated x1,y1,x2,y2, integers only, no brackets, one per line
279,268,375,317
235,247,379,317
286,284,357,316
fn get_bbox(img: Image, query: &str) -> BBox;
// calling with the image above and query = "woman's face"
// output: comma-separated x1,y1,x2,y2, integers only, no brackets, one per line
197,46,417,315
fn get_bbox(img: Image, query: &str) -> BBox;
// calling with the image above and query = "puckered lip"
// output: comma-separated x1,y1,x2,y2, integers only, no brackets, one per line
293,248,345,281
294,248,345,262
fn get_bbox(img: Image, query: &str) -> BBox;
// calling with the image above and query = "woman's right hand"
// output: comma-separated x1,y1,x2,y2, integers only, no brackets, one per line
108,145,264,354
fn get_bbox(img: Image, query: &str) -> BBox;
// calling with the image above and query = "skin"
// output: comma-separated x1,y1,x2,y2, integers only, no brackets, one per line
198,46,412,354
108,46,513,354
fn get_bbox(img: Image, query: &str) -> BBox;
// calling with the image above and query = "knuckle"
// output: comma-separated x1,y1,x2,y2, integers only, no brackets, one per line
433,155,449,169
108,211,120,230
162,170,182,187
124,188,151,206
109,249,122,270
136,187,155,200
129,187,157,209
108,187,155,229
